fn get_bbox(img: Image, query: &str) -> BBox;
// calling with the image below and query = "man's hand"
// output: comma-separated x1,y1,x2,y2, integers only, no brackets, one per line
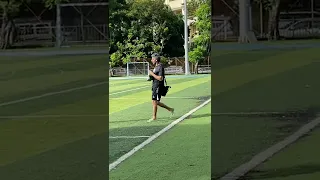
149,70,163,81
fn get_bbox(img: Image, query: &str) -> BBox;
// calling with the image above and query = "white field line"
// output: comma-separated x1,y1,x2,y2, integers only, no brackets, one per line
211,112,288,116
109,136,150,139
109,85,149,96
0,81,107,107
0,114,109,119
109,96,197,100
220,115,320,180
109,98,212,171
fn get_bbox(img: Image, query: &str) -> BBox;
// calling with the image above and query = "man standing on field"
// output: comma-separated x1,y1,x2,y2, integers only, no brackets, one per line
147,53,174,122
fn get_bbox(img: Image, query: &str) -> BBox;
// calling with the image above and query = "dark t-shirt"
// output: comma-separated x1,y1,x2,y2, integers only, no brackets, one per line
152,63,165,89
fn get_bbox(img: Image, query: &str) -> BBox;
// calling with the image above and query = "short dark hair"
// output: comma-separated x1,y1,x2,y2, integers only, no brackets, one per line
151,53,161,62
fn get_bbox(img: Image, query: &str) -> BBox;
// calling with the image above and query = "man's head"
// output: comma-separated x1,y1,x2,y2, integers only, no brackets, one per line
151,53,160,65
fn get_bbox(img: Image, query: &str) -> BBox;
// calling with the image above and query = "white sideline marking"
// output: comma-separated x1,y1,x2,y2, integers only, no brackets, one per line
0,81,107,107
0,114,109,119
109,86,149,96
109,98,211,171
220,115,320,180
109,96,197,100
212,112,286,116
109,136,150,139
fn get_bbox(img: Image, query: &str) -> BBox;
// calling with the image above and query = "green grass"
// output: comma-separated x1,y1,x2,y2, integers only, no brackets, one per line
109,75,211,179
211,46,320,179
110,104,211,180
243,127,320,180
0,54,108,180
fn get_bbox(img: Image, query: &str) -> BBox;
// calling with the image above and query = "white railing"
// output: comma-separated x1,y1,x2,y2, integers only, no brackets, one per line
197,65,211,74
165,66,184,74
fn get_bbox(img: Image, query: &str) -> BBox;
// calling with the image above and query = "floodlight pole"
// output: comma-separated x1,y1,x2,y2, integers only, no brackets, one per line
183,0,190,75
238,0,250,43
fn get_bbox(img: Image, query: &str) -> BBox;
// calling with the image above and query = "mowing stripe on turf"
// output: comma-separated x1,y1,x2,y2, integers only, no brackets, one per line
212,49,318,95
0,114,109,119
109,98,211,171
211,112,290,116
109,136,150,139
109,86,149,96
109,76,211,114
0,67,107,98
220,114,320,180
0,81,107,107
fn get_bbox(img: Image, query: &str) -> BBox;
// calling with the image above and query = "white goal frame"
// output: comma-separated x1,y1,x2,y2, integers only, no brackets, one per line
126,62,150,77
55,2,109,47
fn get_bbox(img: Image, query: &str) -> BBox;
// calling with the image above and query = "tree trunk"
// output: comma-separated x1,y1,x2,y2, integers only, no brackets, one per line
267,0,281,40
0,4,16,49
195,61,199,74
0,6,7,49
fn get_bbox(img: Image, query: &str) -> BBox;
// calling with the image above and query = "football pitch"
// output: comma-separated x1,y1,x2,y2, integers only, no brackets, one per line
211,42,320,180
109,75,211,180
0,53,108,180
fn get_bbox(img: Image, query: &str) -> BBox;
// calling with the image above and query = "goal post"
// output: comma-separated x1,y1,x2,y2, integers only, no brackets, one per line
126,62,150,77
55,1,108,47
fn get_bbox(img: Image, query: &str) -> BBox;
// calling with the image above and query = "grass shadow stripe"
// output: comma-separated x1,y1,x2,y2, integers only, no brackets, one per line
0,131,108,180
0,58,107,81
109,77,202,96
109,76,211,114
0,81,107,107
0,114,108,119
110,86,149,96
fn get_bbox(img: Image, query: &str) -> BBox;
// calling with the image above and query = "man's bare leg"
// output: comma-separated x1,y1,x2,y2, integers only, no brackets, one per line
152,100,158,120
157,101,174,114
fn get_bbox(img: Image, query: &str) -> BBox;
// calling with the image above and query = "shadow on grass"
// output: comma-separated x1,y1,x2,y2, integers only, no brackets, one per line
211,107,320,180
242,163,320,179
187,113,211,120
212,106,320,132
109,109,211,125
0,132,108,180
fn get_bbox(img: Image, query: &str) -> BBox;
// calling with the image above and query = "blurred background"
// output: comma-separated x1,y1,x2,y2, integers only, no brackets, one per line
212,0,320,41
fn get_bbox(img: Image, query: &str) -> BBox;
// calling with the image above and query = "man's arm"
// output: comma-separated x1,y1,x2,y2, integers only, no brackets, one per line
149,65,164,81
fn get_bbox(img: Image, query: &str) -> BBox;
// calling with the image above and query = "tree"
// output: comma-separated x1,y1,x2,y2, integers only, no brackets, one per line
109,0,184,67
254,0,281,40
228,0,282,40
187,0,209,18
126,0,184,57
0,0,22,49
109,0,130,54
188,1,210,74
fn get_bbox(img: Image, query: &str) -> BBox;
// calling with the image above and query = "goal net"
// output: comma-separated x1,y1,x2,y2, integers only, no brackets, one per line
126,62,150,77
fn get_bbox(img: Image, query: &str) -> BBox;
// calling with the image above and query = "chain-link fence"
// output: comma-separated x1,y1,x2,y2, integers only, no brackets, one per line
5,0,108,48
212,0,320,42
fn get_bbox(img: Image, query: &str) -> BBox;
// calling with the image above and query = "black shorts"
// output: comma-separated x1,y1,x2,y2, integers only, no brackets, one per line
152,87,161,101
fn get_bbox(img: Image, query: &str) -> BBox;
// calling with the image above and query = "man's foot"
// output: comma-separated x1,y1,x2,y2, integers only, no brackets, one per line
170,108,174,117
147,118,156,122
